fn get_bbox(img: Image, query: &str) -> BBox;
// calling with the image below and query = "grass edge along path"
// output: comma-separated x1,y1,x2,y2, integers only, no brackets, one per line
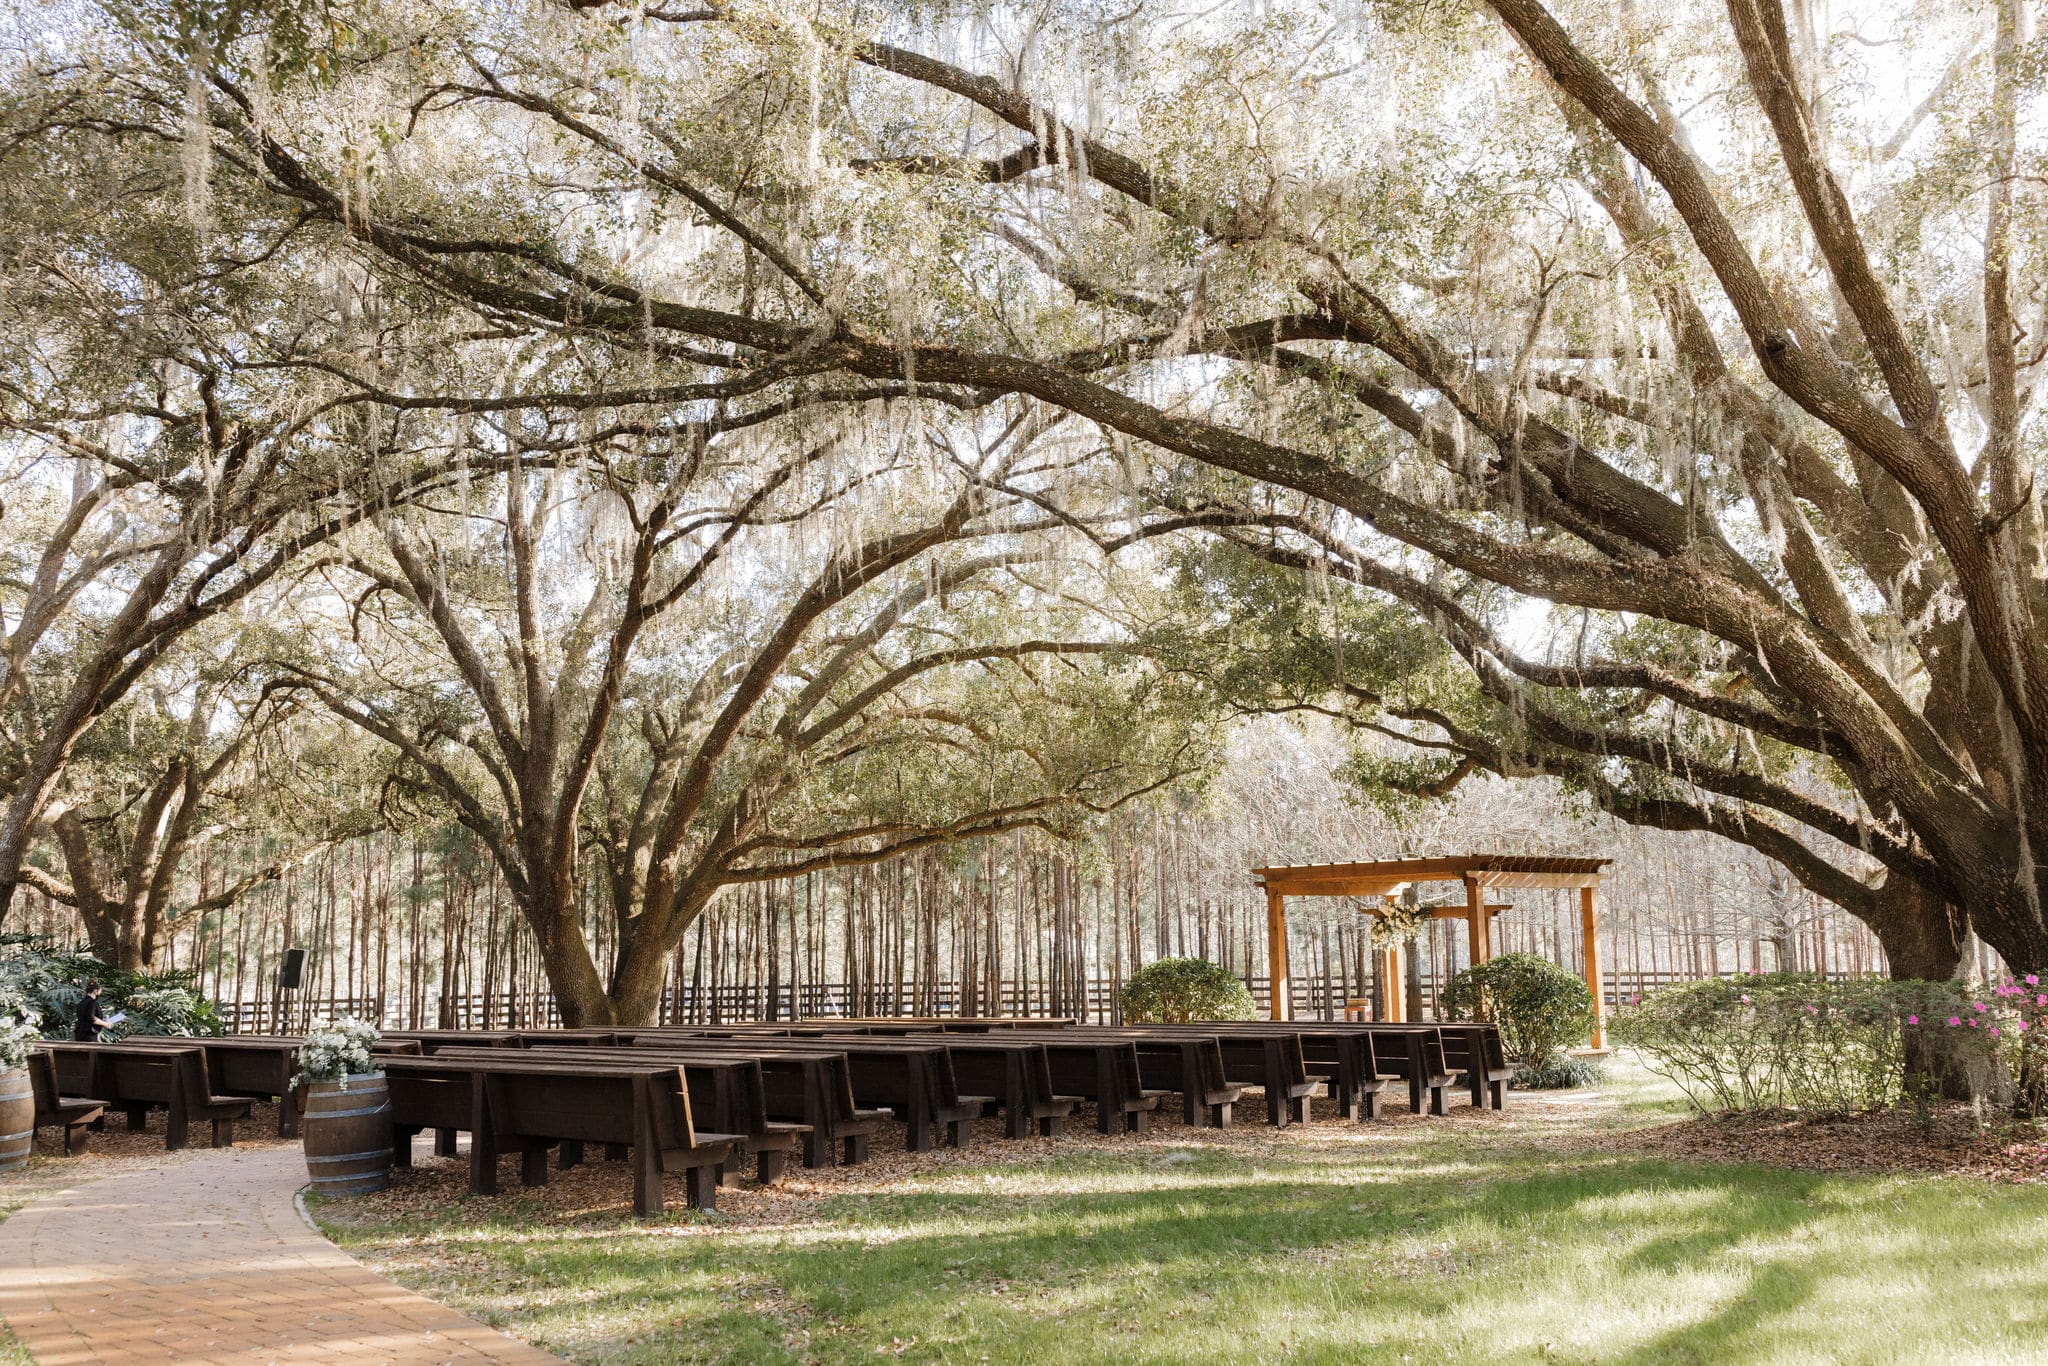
311,1065,2048,1366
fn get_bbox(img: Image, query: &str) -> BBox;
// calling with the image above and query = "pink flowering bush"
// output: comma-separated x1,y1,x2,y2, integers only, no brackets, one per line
1952,974,2048,1117
1610,973,1980,1115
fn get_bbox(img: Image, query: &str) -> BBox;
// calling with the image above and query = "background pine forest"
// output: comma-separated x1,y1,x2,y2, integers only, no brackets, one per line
14,721,1929,1033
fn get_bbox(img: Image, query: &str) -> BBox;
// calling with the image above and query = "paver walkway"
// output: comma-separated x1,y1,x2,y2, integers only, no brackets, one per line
0,1144,563,1364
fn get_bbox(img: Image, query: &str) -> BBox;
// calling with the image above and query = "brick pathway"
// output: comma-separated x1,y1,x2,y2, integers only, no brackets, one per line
0,1144,563,1364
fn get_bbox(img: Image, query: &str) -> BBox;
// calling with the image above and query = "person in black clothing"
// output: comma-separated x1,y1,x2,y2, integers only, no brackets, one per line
74,980,112,1041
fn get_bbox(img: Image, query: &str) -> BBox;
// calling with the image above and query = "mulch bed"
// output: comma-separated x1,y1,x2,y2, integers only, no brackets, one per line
1608,1104,2048,1182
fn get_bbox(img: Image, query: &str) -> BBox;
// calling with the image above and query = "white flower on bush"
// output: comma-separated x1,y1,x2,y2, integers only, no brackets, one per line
0,1015,38,1072
293,1015,382,1090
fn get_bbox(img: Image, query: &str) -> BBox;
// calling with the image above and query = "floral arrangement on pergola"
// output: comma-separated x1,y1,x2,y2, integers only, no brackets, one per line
1251,855,1613,1046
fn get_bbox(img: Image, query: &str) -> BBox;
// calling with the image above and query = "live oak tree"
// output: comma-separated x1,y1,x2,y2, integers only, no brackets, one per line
20,631,311,968
284,410,1219,1024
15,0,2048,998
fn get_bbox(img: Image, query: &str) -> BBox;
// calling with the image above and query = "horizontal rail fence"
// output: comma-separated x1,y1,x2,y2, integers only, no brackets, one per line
214,968,1777,1033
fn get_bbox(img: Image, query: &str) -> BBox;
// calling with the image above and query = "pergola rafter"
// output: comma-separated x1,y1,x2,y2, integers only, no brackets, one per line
1251,855,1613,1047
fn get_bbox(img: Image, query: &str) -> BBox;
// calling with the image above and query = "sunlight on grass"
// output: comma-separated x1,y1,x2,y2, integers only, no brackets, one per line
314,1068,2048,1365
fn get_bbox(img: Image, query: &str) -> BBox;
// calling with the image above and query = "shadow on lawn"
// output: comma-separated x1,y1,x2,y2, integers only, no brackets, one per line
332,1145,2048,1364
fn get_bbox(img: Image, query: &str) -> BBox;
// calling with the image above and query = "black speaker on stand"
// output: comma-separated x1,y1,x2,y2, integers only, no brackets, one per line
276,948,307,1030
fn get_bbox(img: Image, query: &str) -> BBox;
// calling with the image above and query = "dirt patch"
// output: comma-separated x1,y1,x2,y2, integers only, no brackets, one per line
1608,1104,2048,1182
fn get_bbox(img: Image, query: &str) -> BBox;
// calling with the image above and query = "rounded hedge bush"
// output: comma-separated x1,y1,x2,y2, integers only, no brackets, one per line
1119,957,1257,1024
1439,951,1595,1066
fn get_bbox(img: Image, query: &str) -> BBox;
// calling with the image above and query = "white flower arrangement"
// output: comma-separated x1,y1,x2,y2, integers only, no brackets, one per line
0,1015,38,1072
1367,899,1433,948
293,1015,382,1090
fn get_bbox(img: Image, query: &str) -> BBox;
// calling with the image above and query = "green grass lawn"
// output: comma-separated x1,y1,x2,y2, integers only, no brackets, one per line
312,1065,2048,1365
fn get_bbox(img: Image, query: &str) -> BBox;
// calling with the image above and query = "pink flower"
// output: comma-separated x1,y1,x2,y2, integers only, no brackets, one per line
1806,1004,1819,1013
1740,994,1751,1004
1991,1028,2002,1037
2020,1020,2031,1032
1949,1017,1963,1027
1907,1015,1919,1025
1970,1019,1980,1028
2029,975,2040,986
2037,994,2046,1007
1974,1002,1988,1012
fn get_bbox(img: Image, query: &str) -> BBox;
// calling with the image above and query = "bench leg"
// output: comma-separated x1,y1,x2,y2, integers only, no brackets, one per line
684,1164,716,1213
469,1131,498,1196
757,1149,786,1185
1096,1102,1117,1136
1127,1108,1149,1135
630,1144,662,1216
520,1141,549,1187
1360,1090,1381,1123
1490,1078,1508,1109
64,1121,92,1155
434,1127,458,1157
164,1104,189,1152
557,1139,584,1170
211,1118,235,1148
802,1128,829,1168
1408,1076,1425,1114
393,1129,415,1168
1430,1085,1447,1117
948,1117,971,1148
841,1132,868,1165
1038,1115,1060,1138
1292,1093,1311,1125
1007,1105,1030,1140
126,1104,148,1132
1209,1101,1233,1128
906,1109,933,1153
1266,1088,1286,1128
604,1142,630,1161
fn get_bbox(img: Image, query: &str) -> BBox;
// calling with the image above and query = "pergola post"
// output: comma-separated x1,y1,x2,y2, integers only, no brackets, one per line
1265,884,1291,1021
1382,946,1405,1022
1581,882,1606,1050
1464,877,1490,967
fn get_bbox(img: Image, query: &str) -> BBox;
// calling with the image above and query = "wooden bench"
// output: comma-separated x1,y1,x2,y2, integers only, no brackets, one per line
28,1052,105,1155
41,1042,252,1149
1137,1022,1394,1122
612,1034,886,1167
1434,1023,1515,1109
127,1036,308,1136
1328,1025,1458,1114
989,1032,1166,1134
1028,1029,1239,1128
692,1032,989,1153
439,1045,808,1185
382,1055,739,1214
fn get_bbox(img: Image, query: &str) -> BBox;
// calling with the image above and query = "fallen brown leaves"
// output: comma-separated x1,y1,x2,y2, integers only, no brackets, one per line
1606,1104,2048,1182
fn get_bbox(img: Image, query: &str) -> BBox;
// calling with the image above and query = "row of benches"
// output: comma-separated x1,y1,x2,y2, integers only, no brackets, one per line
28,1018,1512,1217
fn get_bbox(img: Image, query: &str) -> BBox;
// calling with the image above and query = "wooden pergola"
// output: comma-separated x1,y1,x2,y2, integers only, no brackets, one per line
1252,854,1614,1048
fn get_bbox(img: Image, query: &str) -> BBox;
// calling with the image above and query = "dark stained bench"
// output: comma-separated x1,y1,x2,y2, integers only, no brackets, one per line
439,1044,808,1185
1137,1023,1395,1122
40,1042,252,1149
28,1051,105,1154
987,1032,1167,1134
689,1031,990,1152
381,1055,738,1214
1433,1023,1515,1109
1031,1029,1240,1128
616,1034,887,1167
127,1036,308,1136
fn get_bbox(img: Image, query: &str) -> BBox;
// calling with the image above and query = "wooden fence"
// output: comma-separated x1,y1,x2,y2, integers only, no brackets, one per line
221,968,1751,1033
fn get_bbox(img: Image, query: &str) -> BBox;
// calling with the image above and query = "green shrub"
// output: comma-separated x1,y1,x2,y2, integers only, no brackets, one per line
1440,952,1596,1065
1515,1052,1604,1090
1119,957,1257,1023
1609,972,1978,1115
0,934,222,1039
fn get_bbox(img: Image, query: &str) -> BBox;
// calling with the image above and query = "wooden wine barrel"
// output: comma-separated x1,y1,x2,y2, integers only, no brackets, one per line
301,1072,393,1196
0,1066,34,1172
